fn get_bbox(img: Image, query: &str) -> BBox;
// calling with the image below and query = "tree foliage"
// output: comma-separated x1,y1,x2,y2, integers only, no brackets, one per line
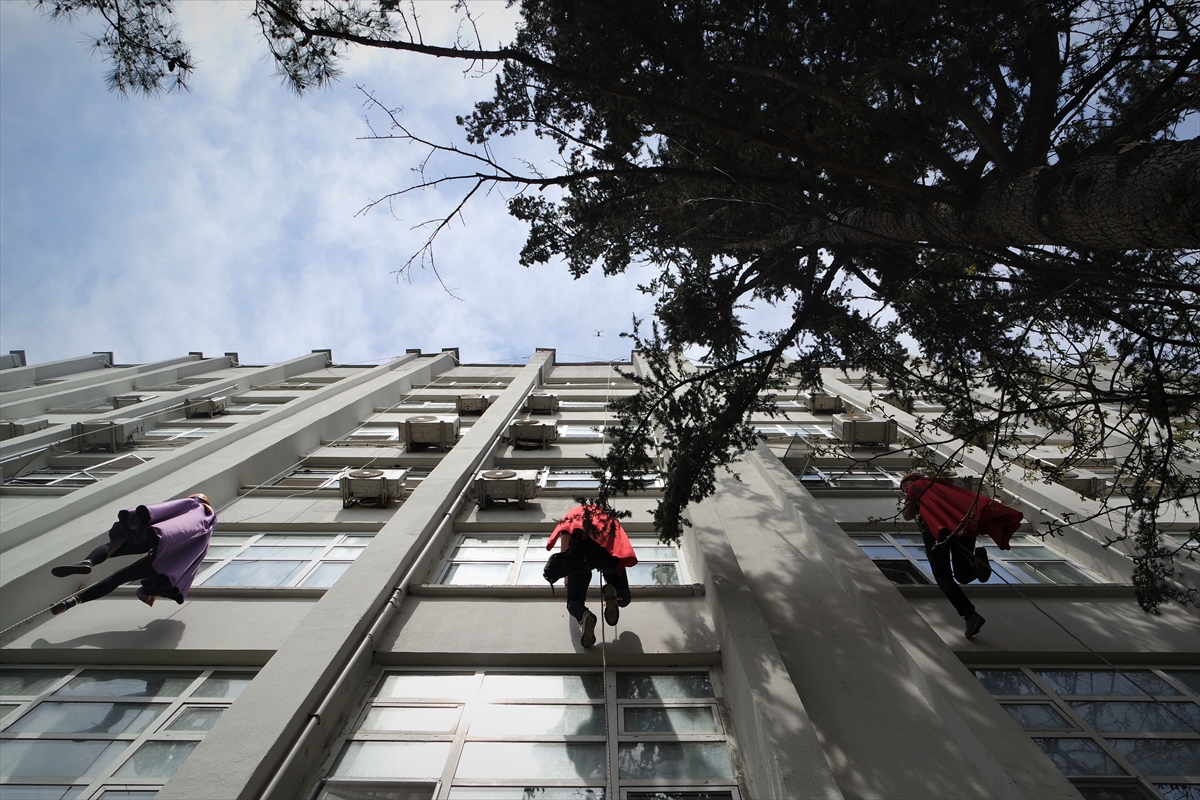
37,0,1200,612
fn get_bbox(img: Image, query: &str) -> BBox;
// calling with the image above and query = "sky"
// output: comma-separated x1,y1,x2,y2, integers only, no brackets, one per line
0,0,665,367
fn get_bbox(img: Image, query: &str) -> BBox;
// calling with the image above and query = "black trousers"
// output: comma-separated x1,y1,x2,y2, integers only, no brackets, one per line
922,529,978,618
565,538,631,621
75,539,156,604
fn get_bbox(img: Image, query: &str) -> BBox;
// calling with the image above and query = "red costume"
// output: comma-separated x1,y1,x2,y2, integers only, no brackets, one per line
547,505,638,567
904,477,1023,550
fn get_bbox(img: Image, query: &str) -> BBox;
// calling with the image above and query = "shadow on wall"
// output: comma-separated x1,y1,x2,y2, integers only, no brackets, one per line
32,617,186,650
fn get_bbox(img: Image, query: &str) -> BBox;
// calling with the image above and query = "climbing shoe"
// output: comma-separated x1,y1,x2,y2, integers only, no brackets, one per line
975,548,993,583
51,561,92,578
603,583,620,626
50,596,79,615
579,610,598,648
964,611,986,639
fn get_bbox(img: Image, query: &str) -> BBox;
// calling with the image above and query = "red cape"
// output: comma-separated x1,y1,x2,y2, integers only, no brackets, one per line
906,478,1022,550
547,505,638,567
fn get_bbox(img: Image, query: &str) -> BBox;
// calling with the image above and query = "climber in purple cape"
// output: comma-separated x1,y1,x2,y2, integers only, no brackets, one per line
48,494,216,614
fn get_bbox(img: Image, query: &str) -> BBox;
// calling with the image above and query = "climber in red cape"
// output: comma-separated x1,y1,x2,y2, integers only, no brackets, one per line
901,474,1024,639
544,504,638,648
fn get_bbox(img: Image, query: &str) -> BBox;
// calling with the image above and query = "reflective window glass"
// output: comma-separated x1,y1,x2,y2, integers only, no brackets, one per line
5,702,166,734
361,706,461,733
54,672,198,698
165,707,225,732
617,742,735,779
203,560,308,587
303,562,353,588
617,674,714,700
624,707,719,733
0,670,70,698
113,741,198,779
192,672,254,699
1035,670,1176,697
973,669,1044,696
470,704,604,736
0,740,127,778
332,741,453,780
1001,703,1074,730
1032,738,1126,776
480,674,604,700
1069,702,1200,733
380,674,477,700
1108,739,1200,777
455,742,606,780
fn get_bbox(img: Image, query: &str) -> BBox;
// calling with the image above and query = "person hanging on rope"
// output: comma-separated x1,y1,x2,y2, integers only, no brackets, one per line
48,494,216,615
900,473,1024,639
543,504,638,647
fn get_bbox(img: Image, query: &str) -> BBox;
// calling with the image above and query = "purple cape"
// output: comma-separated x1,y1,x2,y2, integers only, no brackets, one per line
107,497,216,605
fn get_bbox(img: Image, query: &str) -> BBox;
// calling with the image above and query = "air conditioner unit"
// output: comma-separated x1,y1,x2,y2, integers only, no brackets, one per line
474,467,549,509
508,418,558,449
401,415,460,451
186,396,229,418
0,418,49,440
807,392,842,413
73,418,146,452
340,468,408,508
112,394,154,409
525,392,559,414
456,394,491,415
832,413,897,446
1058,469,1106,495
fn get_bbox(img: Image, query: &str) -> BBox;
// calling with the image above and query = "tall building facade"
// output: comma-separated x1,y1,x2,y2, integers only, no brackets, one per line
0,347,1195,800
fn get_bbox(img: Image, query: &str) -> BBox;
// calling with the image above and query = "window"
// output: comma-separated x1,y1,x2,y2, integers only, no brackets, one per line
195,531,374,588
974,667,1199,799
387,402,458,413
558,425,606,441
336,424,401,444
543,470,663,492
136,425,229,445
435,534,686,588
755,423,836,443
3,455,148,489
316,670,742,799
795,466,907,489
226,400,286,415
1,667,254,799
559,401,612,412
848,532,1103,585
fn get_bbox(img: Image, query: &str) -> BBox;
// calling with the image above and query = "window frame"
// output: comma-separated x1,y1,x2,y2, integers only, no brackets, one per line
194,530,375,589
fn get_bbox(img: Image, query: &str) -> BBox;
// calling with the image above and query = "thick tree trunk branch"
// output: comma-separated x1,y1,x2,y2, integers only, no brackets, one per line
788,139,1199,250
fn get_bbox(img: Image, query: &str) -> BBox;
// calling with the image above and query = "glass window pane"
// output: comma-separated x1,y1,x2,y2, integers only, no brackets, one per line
1036,670,1175,697
459,535,522,547
327,547,365,559
192,672,255,699
113,740,199,779
95,792,161,800
849,535,889,544
1166,671,1200,696
321,781,440,800
441,563,512,585
480,674,604,700
625,706,719,733
244,545,327,559
617,742,735,780
447,788,603,799
362,706,461,733
1032,738,1126,776
517,562,551,585
1154,784,1200,800
470,703,604,736
6,701,166,734
210,535,252,547
54,671,199,698
379,673,477,700
1070,701,1200,733
165,707,225,732
1005,561,1095,585
0,703,18,721
256,535,338,546
617,674,714,700
450,547,521,561
455,742,605,780
1,670,71,698
627,794,734,800
0,786,84,800
1108,739,1200,777
341,536,375,547
632,547,679,559
204,546,243,560
1000,546,1064,559
626,563,680,586
203,560,308,587
859,546,904,559
303,562,353,588
1001,703,1074,730
331,741,452,779
0,740,127,778
974,670,1044,696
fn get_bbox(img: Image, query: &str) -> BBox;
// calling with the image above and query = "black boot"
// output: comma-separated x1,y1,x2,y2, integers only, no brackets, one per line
51,560,93,578
50,596,79,615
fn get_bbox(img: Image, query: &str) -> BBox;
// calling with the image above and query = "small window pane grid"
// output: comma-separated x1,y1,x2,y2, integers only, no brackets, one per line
226,401,288,415
3,455,148,488
435,534,686,588
974,667,1200,798
847,532,1104,586
317,670,742,800
134,425,230,447
0,667,255,799
558,426,607,441
194,531,374,588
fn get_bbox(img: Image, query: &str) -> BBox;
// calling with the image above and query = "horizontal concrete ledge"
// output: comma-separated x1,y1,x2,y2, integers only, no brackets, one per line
0,649,275,666
409,584,706,598
897,584,1138,599
375,650,722,668
957,650,1200,667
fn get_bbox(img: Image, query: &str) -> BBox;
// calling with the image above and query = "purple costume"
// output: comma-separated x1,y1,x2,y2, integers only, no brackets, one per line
106,497,216,605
